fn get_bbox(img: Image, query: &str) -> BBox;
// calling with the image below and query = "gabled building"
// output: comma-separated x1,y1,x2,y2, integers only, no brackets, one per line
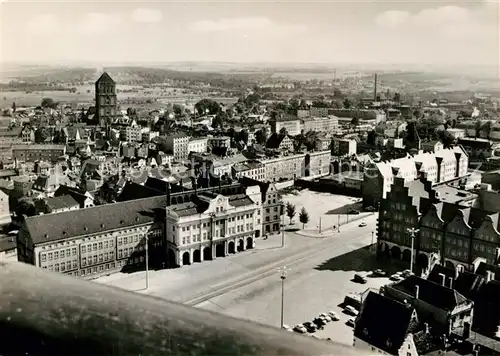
354,291,421,355
384,275,474,337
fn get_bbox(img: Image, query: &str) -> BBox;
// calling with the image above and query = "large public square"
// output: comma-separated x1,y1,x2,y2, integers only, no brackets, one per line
96,190,388,346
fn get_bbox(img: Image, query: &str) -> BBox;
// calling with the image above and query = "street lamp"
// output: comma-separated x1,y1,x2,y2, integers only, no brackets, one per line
278,266,288,329
407,228,419,274
145,235,149,290
281,213,285,248
371,230,374,251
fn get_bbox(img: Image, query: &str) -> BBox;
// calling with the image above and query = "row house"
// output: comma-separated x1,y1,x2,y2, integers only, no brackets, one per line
378,177,500,276
302,116,339,133
270,116,302,136
188,137,208,154
363,146,468,208
17,196,166,280
164,133,189,161
165,189,260,267
260,150,330,182
13,144,66,163
232,161,265,182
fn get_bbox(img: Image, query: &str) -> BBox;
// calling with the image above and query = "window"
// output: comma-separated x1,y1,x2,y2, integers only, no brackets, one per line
54,263,60,272
82,257,87,266
66,249,71,258
41,253,47,262
109,240,114,247
72,247,77,256
93,256,98,264
93,243,97,251
98,242,103,249
54,251,59,259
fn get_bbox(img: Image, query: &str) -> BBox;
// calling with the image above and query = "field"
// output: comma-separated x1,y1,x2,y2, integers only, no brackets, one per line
0,85,239,109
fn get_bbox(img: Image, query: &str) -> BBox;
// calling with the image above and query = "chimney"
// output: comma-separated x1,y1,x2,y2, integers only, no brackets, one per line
454,152,462,178
435,156,443,182
166,182,171,207
439,273,446,286
415,285,420,300
374,73,378,102
448,276,454,289
424,322,430,334
486,270,493,282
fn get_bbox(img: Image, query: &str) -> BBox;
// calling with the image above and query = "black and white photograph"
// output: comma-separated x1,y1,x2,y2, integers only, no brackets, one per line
0,0,500,355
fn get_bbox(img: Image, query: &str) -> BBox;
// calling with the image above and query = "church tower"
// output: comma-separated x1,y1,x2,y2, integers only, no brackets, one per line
95,72,117,134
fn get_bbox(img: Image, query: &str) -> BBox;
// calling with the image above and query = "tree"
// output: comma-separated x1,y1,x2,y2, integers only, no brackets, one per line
15,198,36,217
484,121,493,140
299,207,309,229
255,128,267,145
343,98,351,109
286,202,296,224
236,129,249,144
244,93,261,108
34,128,49,143
41,97,58,109
367,130,376,146
212,113,224,129
474,121,482,138
351,117,360,127
333,88,343,98
12,102,16,112
173,104,184,117
195,99,220,115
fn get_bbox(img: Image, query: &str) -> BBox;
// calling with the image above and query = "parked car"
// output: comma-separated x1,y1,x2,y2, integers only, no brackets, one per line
373,269,387,277
303,321,316,333
328,311,339,321
344,305,359,316
401,269,413,278
348,209,360,215
293,324,307,334
282,324,292,331
354,273,367,284
318,313,332,322
313,318,326,329
390,274,403,281
358,221,367,227
346,317,356,327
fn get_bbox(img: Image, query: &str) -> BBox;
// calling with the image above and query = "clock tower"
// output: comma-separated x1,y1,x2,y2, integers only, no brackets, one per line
95,72,117,134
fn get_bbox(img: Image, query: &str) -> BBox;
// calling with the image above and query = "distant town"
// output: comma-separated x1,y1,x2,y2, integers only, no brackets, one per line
1,66,500,356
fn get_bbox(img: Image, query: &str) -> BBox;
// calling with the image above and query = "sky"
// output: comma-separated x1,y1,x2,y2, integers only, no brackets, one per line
1,0,499,67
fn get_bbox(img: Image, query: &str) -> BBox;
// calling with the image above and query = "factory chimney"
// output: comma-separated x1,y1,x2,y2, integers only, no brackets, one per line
374,73,378,102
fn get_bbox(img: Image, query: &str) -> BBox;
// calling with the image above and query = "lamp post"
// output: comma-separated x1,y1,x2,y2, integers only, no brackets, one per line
281,213,285,248
145,234,149,290
407,228,419,274
278,266,288,329
371,230,374,249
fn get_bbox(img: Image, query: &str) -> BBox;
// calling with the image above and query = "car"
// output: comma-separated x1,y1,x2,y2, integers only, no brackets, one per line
282,324,292,331
373,269,387,277
359,221,367,227
293,324,307,334
321,315,332,322
390,274,403,281
353,273,367,284
344,305,359,316
328,311,339,321
401,269,413,278
346,318,356,327
348,209,360,215
312,318,326,329
303,321,317,333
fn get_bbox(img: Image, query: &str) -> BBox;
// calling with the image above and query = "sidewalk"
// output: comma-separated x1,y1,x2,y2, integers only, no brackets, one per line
294,213,376,238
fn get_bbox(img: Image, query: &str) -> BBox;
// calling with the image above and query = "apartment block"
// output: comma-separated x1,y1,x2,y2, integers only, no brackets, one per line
302,116,339,133
164,134,189,161
13,144,66,163
188,137,208,154
261,150,330,182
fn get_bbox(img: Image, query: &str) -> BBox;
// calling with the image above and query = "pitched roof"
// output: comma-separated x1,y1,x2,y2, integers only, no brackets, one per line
354,291,416,355
428,264,456,286
454,272,485,300
392,275,469,311
96,72,115,84
45,195,79,211
412,329,443,355
24,195,165,245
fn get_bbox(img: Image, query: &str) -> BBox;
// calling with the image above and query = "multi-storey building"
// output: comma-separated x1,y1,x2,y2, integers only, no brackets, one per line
309,107,330,118
188,137,208,154
21,126,35,143
164,134,189,161
261,150,330,182
0,190,11,226
165,189,260,267
17,196,166,280
377,176,500,275
142,130,159,142
95,72,118,129
0,127,23,146
363,146,469,208
270,116,302,136
121,124,144,142
333,138,357,156
13,144,66,163
232,161,265,181
265,134,294,152
302,116,339,133
208,136,231,150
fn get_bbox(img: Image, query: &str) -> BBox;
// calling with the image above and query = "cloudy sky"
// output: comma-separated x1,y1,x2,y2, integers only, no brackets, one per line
1,0,499,66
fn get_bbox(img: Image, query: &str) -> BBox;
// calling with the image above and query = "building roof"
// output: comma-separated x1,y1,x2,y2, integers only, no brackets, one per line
45,195,80,211
392,275,469,311
24,195,166,245
12,144,66,151
55,185,92,206
428,264,456,286
96,72,115,84
412,329,443,355
354,291,417,355
0,127,22,137
0,235,16,252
